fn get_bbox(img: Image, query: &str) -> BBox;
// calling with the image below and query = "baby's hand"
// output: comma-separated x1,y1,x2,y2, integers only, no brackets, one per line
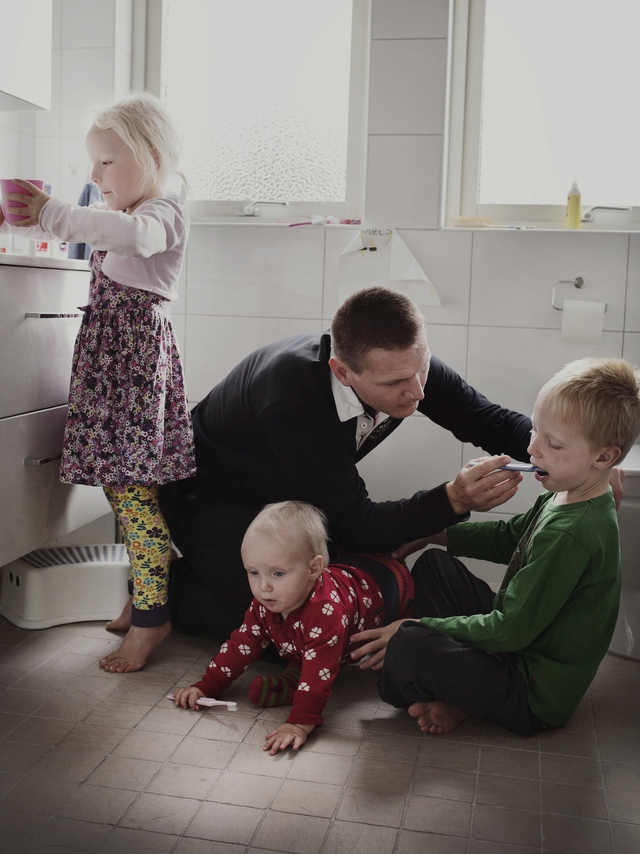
264,723,314,755
173,686,205,709
6,180,50,227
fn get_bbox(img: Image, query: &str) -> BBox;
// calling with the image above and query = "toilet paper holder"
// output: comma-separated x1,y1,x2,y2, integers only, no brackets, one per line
552,277,608,312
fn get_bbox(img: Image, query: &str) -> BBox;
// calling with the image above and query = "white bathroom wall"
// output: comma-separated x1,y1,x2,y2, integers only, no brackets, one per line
19,0,638,580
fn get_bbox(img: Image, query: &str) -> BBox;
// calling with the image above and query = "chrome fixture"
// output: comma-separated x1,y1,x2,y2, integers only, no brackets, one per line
238,200,289,217
552,276,608,313
581,205,632,222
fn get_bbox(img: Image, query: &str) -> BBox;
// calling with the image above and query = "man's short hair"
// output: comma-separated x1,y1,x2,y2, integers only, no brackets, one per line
331,287,426,373
538,357,640,461
249,501,330,564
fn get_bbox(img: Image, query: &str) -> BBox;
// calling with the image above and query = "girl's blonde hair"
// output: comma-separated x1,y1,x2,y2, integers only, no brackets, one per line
249,501,330,564
538,357,640,462
89,92,181,194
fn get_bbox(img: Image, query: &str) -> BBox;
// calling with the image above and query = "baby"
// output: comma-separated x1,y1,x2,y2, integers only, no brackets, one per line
173,500,413,753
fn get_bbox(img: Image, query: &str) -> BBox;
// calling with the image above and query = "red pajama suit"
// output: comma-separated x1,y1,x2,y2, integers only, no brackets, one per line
193,565,386,725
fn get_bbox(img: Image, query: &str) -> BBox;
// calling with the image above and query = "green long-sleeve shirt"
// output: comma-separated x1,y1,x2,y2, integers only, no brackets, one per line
425,491,620,726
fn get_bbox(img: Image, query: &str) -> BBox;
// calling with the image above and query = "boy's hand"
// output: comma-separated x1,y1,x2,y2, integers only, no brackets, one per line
446,455,522,515
5,179,50,227
264,722,314,754
350,618,420,670
173,686,205,709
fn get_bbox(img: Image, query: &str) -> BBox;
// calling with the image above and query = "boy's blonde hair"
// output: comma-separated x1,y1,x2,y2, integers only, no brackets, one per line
538,357,640,462
89,92,181,194
249,501,330,564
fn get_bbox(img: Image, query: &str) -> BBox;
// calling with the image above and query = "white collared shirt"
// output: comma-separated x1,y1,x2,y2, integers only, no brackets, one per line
330,372,390,449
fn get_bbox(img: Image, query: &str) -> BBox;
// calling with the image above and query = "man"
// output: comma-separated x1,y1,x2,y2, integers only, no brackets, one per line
159,287,530,638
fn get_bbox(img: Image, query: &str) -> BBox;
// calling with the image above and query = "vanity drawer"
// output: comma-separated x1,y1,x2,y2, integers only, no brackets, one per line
0,406,109,566
0,265,88,418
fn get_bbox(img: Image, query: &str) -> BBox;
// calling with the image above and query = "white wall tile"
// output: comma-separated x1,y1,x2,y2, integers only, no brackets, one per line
467,326,624,419
470,232,628,331
425,324,467,378
35,137,61,197
398,229,472,325
372,0,449,39
366,135,442,229
19,133,36,180
322,226,364,318
186,226,324,318
115,0,133,55
0,126,22,179
369,39,447,135
623,332,640,366
62,0,116,48
52,0,62,49
113,49,132,99
357,414,464,506
60,48,115,137
184,316,322,403
59,136,90,203
35,50,61,138
0,112,21,133
626,236,640,333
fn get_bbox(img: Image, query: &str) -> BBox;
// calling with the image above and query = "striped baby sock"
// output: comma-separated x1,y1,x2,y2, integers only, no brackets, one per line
248,665,301,707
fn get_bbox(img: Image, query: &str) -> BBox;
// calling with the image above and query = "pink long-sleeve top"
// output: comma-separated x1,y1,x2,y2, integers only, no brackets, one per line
1,196,188,300
193,564,386,727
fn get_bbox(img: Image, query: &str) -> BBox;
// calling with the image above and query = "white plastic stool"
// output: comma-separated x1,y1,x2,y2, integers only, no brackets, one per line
0,544,130,630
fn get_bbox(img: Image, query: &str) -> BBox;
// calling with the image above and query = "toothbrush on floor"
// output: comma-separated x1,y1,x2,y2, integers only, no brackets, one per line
166,693,238,710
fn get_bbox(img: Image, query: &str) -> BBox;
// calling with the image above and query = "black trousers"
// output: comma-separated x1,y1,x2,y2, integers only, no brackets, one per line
159,479,258,640
378,549,547,736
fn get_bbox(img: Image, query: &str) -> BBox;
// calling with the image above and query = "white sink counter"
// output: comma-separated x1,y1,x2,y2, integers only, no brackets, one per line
0,253,89,272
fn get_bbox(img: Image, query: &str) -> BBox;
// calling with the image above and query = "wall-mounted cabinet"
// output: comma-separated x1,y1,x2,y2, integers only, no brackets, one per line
0,0,52,110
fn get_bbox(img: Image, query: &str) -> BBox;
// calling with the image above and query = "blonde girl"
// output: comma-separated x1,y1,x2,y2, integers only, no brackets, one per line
0,93,196,671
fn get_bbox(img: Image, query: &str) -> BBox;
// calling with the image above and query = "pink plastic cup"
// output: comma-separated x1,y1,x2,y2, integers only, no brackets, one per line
0,179,44,224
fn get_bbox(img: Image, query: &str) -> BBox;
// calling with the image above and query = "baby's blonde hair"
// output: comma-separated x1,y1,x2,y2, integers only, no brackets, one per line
538,357,640,462
89,92,181,194
248,501,330,564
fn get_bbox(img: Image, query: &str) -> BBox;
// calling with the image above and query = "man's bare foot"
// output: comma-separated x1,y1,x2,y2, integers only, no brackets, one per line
408,700,471,734
99,621,172,673
106,595,133,632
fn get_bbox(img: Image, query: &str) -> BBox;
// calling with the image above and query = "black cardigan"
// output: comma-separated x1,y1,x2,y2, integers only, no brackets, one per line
191,332,531,553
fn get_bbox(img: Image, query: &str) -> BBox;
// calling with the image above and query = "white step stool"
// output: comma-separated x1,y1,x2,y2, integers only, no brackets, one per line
0,545,130,630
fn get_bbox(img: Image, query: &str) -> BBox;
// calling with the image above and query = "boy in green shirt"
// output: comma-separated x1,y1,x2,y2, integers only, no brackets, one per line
352,357,640,736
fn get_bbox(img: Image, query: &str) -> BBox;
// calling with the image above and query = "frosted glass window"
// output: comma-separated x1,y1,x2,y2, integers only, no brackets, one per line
161,0,353,202
479,0,640,206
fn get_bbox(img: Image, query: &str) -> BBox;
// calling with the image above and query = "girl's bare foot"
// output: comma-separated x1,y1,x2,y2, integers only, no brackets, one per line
99,621,172,673
106,595,133,632
408,700,471,734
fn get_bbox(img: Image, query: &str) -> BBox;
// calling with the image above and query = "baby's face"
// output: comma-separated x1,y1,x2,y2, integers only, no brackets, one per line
242,525,320,619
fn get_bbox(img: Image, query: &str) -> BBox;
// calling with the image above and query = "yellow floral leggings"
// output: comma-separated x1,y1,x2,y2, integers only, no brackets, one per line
103,485,172,628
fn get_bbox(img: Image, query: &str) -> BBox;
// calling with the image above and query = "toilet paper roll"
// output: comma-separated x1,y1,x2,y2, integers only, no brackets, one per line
560,299,606,344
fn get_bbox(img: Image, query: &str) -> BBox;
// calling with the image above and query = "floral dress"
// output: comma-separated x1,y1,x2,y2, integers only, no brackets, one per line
60,250,196,487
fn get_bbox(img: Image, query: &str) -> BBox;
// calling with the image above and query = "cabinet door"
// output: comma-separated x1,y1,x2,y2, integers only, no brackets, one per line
0,265,89,418
0,406,110,567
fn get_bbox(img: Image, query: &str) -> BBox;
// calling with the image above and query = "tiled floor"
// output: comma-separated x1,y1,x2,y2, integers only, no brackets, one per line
0,616,639,854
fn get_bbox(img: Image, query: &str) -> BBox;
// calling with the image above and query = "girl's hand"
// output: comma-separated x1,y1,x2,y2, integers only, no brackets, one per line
5,180,50,227
264,722,314,754
350,618,420,670
173,686,205,709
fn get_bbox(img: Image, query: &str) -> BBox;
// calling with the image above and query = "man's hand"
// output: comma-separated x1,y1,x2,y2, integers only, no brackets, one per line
446,455,522,515
350,619,420,670
264,722,314,754
610,467,625,510
5,179,50,227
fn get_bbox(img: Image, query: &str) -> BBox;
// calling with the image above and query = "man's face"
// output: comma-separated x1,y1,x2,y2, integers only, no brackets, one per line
332,336,431,418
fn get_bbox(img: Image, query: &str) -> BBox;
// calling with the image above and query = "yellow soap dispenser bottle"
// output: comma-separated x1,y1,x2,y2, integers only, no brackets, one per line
565,179,581,229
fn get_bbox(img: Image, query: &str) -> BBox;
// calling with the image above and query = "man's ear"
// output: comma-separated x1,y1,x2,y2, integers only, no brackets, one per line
309,555,324,579
595,446,622,469
329,356,353,387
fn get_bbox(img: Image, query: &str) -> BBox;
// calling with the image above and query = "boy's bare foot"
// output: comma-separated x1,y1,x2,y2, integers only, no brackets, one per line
408,700,471,734
105,595,133,632
99,621,172,673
